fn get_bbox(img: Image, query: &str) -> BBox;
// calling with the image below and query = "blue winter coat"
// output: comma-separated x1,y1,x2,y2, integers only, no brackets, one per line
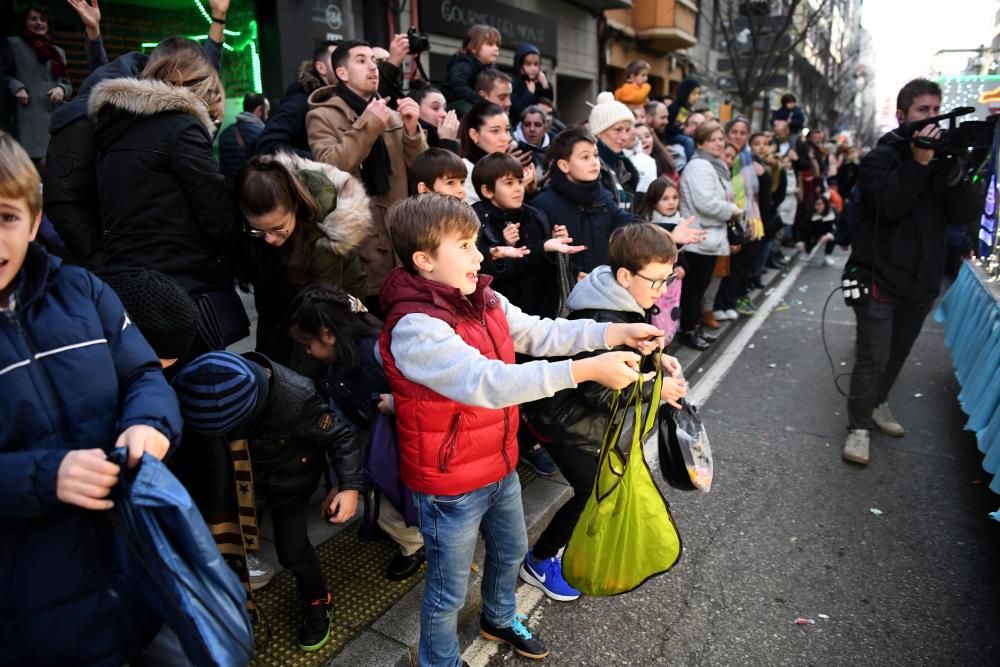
0,243,183,666
530,177,636,276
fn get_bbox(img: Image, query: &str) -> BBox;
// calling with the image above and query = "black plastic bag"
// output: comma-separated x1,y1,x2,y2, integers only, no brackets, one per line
658,401,713,492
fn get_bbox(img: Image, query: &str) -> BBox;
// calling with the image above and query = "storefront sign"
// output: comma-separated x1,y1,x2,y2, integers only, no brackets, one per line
422,0,557,58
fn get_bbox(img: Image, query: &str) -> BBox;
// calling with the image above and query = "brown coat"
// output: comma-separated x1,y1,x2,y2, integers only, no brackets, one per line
306,85,428,297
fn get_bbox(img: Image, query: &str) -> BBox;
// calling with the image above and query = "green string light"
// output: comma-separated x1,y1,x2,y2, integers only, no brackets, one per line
139,3,262,95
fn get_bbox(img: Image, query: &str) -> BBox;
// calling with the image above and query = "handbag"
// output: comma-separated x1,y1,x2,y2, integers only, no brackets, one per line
108,451,254,667
364,409,418,526
196,288,251,349
726,216,744,246
562,352,683,596
658,401,713,492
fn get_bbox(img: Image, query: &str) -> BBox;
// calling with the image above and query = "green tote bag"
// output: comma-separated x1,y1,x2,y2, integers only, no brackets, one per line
562,355,683,596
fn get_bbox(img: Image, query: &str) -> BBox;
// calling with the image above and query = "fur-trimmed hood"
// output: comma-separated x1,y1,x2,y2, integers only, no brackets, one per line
88,77,216,135
297,60,328,94
268,152,372,257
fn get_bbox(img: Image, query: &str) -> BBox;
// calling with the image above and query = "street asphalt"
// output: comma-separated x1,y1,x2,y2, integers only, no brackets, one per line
467,251,1000,666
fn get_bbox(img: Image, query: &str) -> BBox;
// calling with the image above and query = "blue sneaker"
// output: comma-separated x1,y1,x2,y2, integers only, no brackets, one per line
522,444,559,476
519,551,580,601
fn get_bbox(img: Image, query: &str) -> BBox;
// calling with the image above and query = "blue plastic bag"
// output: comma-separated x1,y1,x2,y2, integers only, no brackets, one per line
110,451,254,667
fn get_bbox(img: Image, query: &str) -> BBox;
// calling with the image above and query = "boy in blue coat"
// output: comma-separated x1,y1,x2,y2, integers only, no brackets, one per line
0,131,183,665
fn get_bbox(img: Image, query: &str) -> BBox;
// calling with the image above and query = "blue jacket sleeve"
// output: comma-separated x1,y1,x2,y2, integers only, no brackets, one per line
205,37,223,72
92,276,183,448
256,94,313,158
0,449,70,521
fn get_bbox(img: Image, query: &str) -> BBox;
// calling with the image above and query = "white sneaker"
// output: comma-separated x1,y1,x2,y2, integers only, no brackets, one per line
823,256,835,267
247,552,275,590
725,309,739,320
842,429,871,465
713,309,732,321
872,403,905,437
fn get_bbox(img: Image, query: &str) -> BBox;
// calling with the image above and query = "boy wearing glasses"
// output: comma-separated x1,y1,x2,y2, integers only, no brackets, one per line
521,222,688,602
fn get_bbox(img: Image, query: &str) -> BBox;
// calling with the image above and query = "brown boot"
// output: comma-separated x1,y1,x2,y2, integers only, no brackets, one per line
702,310,720,329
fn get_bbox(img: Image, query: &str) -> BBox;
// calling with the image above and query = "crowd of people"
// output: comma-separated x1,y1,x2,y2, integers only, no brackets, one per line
3,3,870,665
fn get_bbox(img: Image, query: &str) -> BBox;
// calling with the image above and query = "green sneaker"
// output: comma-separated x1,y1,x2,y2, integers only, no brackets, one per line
299,592,332,651
735,297,757,316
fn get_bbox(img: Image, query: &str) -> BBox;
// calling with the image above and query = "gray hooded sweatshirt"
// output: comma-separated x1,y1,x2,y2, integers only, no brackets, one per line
383,291,612,409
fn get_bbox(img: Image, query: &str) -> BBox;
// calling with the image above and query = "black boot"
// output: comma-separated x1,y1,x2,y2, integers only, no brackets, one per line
386,547,426,581
678,331,710,351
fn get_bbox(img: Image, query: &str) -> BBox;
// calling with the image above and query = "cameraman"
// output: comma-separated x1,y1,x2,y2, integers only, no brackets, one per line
842,78,980,465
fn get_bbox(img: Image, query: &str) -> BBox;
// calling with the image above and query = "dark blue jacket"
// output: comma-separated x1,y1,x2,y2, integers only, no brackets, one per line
218,112,265,182
510,43,553,122
441,52,492,116
0,243,183,666
530,175,636,276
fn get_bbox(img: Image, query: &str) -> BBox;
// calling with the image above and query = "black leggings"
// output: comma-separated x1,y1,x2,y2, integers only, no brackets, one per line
531,445,598,560
255,463,327,601
679,252,718,332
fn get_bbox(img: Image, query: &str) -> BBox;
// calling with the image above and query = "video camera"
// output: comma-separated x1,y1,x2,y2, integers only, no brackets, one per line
896,106,998,169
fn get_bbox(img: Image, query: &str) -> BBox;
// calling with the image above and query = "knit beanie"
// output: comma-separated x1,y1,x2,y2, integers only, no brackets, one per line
588,91,635,138
172,351,270,437
101,269,198,361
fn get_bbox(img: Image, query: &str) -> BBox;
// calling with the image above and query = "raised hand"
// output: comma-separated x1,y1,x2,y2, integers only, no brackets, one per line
669,216,706,246
67,0,101,39
387,33,409,67
607,322,665,351
491,245,530,260
502,222,520,246
543,237,586,255
396,97,421,136
208,0,230,16
366,97,394,125
572,351,653,390
438,109,460,141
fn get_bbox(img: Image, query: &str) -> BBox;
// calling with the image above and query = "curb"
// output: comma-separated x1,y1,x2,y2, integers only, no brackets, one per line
329,250,802,666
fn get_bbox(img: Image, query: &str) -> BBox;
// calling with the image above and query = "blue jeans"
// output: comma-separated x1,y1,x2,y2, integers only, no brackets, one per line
415,471,528,667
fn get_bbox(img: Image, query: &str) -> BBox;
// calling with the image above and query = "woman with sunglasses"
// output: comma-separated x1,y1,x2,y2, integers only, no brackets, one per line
238,153,372,375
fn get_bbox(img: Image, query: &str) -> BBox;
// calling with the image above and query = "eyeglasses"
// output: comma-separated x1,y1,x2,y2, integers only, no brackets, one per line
634,271,677,290
246,218,294,240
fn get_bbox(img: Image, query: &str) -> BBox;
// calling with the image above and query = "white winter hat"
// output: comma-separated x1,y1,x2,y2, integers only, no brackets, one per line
588,91,635,138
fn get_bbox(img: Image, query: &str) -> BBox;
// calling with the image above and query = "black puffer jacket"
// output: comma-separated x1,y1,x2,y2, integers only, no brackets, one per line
256,61,327,158
89,77,236,296
848,129,980,302
523,266,659,452
474,199,563,318
441,53,492,116
243,352,364,491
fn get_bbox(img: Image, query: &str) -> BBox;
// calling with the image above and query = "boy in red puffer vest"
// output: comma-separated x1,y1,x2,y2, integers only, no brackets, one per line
378,194,664,666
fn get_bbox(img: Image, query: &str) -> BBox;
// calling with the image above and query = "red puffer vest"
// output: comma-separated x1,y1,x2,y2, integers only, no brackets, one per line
379,267,518,495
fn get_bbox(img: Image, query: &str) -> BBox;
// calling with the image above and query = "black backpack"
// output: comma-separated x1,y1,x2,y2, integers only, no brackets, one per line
836,183,863,246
